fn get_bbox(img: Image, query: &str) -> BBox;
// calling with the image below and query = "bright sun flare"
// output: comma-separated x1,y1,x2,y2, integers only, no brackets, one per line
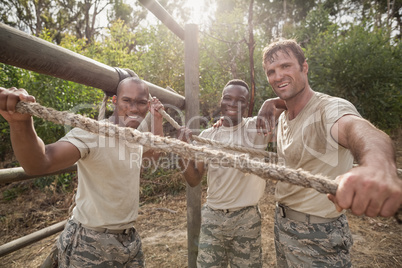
183,0,216,25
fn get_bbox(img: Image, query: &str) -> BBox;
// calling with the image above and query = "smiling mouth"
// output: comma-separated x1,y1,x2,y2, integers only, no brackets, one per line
127,115,140,120
278,82,289,88
224,111,242,119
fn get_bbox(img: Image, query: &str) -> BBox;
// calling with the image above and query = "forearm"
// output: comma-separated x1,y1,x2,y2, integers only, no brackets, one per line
329,116,401,217
345,118,396,170
151,115,164,137
178,158,203,187
145,115,164,161
9,118,49,174
272,97,287,110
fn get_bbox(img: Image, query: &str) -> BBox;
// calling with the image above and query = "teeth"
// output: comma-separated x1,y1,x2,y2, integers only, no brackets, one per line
128,116,138,119
278,83,289,88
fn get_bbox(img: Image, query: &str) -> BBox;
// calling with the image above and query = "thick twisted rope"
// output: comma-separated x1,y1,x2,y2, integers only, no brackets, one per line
154,100,402,178
16,101,339,195
151,96,277,160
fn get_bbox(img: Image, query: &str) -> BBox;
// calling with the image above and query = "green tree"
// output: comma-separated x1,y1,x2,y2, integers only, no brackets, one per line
108,0,147,30
0,0,110,44
306,23,401,132
140,24,185,93
199,4,250,120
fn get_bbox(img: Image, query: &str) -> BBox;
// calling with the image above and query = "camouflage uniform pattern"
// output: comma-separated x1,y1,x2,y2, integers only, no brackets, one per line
197,204,262,268
57,219,144,268
274,207,353,268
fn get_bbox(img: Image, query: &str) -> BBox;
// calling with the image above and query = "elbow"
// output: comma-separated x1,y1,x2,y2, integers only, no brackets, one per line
186,176,202,187
21,162,53,176
187,181,200,187
23,167,43,176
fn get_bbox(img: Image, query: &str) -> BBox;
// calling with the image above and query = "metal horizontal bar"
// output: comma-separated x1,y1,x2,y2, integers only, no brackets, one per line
0,23,185,109
0,165,77,184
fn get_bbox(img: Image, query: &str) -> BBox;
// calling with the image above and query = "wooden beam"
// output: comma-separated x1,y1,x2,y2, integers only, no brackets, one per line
184,24,201,268
0,23,185,109
0,165,77,184
0,220,66,257
138,0,185,40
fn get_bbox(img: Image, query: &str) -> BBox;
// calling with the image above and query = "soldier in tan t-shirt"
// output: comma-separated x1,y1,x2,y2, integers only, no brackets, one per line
257,39,401,267
0,77,164,267
177,79,273,267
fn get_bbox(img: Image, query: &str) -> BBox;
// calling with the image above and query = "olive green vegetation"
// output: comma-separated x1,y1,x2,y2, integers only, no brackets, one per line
0,0,400,198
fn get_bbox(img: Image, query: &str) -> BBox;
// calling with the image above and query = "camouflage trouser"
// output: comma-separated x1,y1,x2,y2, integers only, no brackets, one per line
274,206,353,268
197,204,262,268
56,218,144,267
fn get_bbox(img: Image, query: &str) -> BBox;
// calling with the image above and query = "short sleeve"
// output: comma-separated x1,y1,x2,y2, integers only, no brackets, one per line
58,128,96,159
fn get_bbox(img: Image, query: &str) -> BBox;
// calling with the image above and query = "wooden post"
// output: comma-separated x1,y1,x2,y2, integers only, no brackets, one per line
184,24,200,268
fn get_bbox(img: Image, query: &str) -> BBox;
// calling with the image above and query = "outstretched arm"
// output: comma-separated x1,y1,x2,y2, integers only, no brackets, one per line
0,87,80,175
256,97,287,135
143,97,164,160
328,115,402,217
176,127,205,187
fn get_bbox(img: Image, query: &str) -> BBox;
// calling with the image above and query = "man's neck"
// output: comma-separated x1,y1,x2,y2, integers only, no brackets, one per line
223,118,243,127
285,87,314,120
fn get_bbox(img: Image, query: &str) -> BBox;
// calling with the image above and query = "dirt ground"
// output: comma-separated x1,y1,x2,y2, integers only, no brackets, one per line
0,130,401,267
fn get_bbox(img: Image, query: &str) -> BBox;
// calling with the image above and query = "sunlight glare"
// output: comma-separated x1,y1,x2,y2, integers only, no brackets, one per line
183,0,216,26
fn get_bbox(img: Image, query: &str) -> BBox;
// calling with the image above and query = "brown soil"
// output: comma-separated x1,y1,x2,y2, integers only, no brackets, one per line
0,130,401,268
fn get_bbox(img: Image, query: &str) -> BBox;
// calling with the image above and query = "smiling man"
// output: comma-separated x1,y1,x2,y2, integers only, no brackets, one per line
257,39,402,267
177,79,273,267
0,77,164,267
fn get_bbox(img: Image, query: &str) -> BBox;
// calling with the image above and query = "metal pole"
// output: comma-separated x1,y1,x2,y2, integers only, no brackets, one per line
0,23,185,109
184,24,200,268
0,165,77,184
0,220,66,257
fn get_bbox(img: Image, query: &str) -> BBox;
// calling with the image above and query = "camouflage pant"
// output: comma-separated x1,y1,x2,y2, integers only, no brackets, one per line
197,204,262,268
274,207,353,268
56,219,144,267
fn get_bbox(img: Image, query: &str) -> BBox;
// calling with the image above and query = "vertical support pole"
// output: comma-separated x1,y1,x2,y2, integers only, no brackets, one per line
184,23,200,268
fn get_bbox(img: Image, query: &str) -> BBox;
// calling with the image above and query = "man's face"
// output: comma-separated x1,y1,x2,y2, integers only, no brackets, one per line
113,82,149,129
220,85,249,126
264,50,308,101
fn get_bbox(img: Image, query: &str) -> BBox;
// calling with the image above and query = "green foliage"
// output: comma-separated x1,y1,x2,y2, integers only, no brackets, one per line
199,5,251,120
1,173,75,202
3,185,28,201
1,0,401,162
0,61,103,157
139,24,185,93
33,173,76,193
93,20,146,69
306,23,401,132
296,4,334,44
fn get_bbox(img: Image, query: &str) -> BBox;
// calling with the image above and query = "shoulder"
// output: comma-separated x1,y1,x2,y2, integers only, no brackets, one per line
244,117,272,144
315,92,355,108
199,126,215,138
244,116,258,126
313,92,361,123
59,127,97,153
63,127,95,141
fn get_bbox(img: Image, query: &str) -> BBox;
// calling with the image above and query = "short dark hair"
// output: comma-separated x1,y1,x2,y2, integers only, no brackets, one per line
224,79,249,92
262,39,306,71
116,77,149,96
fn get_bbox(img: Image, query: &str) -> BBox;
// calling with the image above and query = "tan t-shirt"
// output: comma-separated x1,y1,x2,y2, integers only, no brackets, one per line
60,124,143,229
275,92,361,218
200,117,271,210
